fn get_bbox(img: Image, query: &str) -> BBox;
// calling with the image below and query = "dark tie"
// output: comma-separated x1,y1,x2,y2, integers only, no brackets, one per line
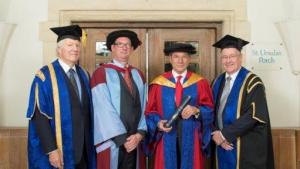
68,69,80,97
217,76,232,129
175,76,183,107
124,65,133,94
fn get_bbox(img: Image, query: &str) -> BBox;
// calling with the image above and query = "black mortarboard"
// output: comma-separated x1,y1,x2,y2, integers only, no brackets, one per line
164,43,197,56
106,30,141,51
50,25,82,42
212,34,249,51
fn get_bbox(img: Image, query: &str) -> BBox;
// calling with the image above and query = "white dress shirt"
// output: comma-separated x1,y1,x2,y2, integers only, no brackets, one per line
225,68,241,90
172,69,187,84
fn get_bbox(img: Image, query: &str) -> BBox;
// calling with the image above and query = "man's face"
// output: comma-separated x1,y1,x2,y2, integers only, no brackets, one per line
169,52,191,74
220,47,242,75
58,38,81,66
111,37,133,64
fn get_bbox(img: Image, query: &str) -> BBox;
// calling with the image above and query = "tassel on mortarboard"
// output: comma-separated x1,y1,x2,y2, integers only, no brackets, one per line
81,29,87,48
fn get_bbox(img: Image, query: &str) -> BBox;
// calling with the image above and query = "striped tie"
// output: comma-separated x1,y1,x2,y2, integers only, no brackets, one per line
68,69,80,98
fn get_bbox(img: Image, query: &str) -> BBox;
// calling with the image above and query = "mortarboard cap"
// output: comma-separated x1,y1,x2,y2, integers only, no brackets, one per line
106,30,141,51
50,25,82,42
212,34,249,51
164,43,196,56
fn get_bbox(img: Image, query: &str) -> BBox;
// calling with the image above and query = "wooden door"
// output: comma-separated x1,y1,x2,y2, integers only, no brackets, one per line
79,25,218,169
80,26,219,83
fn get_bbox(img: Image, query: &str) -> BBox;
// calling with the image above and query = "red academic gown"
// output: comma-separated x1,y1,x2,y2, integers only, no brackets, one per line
145,71,214,169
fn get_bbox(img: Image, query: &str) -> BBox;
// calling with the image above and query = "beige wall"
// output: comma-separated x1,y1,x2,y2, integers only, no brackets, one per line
0,0,47,126
0,0,299,127
42,0,250,63
247,0,300,127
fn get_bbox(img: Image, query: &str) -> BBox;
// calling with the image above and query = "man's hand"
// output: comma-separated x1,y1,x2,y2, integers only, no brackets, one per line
157,120,172,132
220,141,234,151
212,130,233,151
212,130,225,145
181,105,199,119
49,149,63,168
124,133,143,153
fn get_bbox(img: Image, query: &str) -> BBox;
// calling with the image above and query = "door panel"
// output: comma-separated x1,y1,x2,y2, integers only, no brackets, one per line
148,28,216,82
80,28,146,74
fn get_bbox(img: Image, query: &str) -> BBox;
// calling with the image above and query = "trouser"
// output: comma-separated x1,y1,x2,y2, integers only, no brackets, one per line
118,145,137,169
76,145,88,169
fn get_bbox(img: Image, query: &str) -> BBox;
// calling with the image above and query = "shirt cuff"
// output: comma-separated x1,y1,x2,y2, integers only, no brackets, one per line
112,133,127,147
137,130,146,137
47,148,58,155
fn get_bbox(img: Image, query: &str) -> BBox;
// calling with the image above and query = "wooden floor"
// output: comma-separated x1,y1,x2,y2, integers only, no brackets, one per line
0,127,299,169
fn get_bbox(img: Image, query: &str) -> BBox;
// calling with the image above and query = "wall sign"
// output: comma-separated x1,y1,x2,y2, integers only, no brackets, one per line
246,43,286,70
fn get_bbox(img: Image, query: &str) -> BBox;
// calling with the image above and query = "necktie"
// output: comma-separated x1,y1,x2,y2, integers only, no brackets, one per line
217,76,232,129
175,76,183,107
124,65,133,94
68,69,80,97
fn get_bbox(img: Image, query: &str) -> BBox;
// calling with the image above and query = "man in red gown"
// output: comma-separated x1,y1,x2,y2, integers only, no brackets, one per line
145,43,214,169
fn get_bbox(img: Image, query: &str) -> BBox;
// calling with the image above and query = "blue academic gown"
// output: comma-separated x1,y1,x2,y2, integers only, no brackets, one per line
212,67,274,169
26,60,96,169
91,63,147,169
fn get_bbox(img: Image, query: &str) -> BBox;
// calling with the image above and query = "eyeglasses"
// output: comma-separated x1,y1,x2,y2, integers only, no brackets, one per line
113,42,132,48
221,54,239,60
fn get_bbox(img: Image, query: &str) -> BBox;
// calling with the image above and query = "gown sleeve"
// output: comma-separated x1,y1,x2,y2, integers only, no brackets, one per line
91,67,127,147
32,108,57,154
222,81,269,142
197,79,214,153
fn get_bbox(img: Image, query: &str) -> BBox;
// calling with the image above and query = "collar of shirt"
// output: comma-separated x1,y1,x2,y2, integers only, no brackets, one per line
112,59,126,68
225,67,241,89
58,59,77,73
172,69,187,84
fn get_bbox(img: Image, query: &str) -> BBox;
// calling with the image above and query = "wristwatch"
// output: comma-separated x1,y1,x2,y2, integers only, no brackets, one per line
194,108,200,118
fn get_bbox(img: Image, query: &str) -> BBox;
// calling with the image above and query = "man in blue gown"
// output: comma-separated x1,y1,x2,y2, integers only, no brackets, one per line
26,25,96,169
91,30,147,169
211,35,274,169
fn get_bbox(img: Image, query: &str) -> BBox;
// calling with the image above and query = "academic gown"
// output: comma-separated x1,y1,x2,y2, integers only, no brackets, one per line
212,67,274,169
91,63,147,169
26,60,96,169
145,71,214,169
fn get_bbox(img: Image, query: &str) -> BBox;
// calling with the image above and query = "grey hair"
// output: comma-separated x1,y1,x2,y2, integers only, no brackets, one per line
56,39,66,56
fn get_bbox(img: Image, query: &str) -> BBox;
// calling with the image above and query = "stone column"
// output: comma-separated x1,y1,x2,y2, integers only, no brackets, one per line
0,22,16,73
